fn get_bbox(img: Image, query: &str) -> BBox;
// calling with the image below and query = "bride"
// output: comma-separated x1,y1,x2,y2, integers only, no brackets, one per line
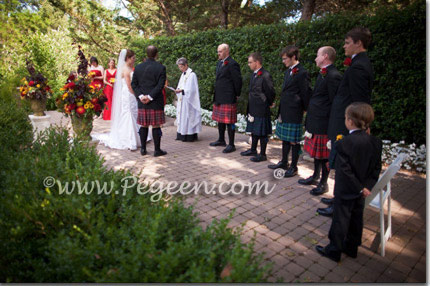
93,49,151,149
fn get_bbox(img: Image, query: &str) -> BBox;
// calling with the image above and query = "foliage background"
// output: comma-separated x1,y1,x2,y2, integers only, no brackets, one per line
130,1,425,144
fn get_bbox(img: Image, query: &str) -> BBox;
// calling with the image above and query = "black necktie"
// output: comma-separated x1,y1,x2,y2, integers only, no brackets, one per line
183,72,186,75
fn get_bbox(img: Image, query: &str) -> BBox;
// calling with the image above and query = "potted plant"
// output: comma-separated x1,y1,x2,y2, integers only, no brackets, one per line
55,46,106,141
19,60,52,116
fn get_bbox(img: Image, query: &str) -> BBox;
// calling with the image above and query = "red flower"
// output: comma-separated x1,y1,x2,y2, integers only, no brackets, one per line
223,60,229,66
28,81,35,86
45,86,51,91
67,75,75,82
93,103,101,112
91,97,98,104
257,70,263,77
66,81,76,89
343,58,352,66
320,68,327,77
292,67,299,75
69,103,77,110
76,106,86,115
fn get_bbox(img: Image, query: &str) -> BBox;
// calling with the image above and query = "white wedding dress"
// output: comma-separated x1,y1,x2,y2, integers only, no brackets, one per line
93,49,151,149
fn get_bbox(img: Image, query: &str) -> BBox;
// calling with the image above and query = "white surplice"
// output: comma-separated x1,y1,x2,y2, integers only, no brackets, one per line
176,68,202,135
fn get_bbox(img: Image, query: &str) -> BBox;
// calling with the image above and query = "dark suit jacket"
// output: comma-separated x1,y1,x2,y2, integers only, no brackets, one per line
327,52,373,141
213,56,242,104
131,58,166,111
247,68,276,118
334,130,382,200
277,63,312,124
305,64,342,134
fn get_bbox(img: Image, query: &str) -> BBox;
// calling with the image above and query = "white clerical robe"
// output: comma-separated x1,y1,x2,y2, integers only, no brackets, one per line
176,68,202,135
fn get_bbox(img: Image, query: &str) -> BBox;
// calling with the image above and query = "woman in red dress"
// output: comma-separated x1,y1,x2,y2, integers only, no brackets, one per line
89,56,104,90
102,58,116,120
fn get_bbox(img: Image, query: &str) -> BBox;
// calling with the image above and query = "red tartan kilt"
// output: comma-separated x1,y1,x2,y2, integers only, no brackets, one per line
137,109,165,126
212,103,237,124
303,134,330,159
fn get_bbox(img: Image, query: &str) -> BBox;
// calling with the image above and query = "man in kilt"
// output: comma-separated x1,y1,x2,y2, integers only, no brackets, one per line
241,52,276,162
300,46,342,195
131,45,167,157
268,46,312,177
318,27,374,217
210,43,243,153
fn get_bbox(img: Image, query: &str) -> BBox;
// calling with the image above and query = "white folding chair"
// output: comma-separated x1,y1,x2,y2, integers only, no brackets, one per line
365,153,406,256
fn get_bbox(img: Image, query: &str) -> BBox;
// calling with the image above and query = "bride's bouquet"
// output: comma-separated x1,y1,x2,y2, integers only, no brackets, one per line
56,47,107,118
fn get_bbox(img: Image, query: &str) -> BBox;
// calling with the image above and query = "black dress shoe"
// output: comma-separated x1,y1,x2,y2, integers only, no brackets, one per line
140,148,147,156
250,154,267,162
240,149,257,156
268,161,289,170
298,176,320,186
284,167,298,178
222,145,236,153
310,183,329,196
321,197,334,205
316,245,341,262
317,205,334,217
154,150,167,157
209,140,227,147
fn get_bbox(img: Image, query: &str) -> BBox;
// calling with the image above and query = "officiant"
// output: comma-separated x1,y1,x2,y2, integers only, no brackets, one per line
174,57,202,142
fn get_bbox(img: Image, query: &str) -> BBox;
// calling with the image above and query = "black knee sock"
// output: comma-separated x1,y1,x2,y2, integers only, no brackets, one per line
218,123,226,142
282,141,291,163
139,127,148,150
251,135,258,152
291,144,300,168
152,127,162,152
313,159,322,179
320,159,330,184
227,124,235,146
260,136,268,156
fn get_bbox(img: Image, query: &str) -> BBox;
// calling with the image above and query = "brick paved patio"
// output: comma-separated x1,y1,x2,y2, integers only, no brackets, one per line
48,111,426,283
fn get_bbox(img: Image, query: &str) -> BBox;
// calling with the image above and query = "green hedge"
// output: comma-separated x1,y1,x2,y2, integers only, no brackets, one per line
0,103,271,282
130,2,425,144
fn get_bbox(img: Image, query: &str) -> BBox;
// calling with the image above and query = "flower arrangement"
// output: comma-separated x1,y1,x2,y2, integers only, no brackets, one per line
19,60,52,101
55,47,106,119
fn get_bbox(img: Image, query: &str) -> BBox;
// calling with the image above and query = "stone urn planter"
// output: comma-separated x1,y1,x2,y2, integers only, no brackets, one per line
71,115,94,141
30,98,47,116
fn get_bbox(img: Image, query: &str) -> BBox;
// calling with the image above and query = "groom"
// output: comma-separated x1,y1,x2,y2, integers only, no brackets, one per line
132,45,167,157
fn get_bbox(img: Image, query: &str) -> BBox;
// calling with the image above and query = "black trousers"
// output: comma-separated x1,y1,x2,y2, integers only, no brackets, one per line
327,196,365,254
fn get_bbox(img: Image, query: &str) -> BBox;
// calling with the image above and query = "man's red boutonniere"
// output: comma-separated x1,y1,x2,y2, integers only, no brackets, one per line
256,70,263,77
291,67,299,75
343,58,352,67
223,60,229,66
320,68,327,77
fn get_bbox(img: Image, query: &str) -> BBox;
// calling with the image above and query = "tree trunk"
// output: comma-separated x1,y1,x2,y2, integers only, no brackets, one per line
221,0,229,29
156,0,176,36
300,0,316,21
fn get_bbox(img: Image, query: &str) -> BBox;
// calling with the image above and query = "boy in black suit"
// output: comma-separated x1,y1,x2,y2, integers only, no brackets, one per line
132,45,167,157
301,46,342,195
210,43,243,153
268,46,312,177
241,52,276,162
316,102,382,262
